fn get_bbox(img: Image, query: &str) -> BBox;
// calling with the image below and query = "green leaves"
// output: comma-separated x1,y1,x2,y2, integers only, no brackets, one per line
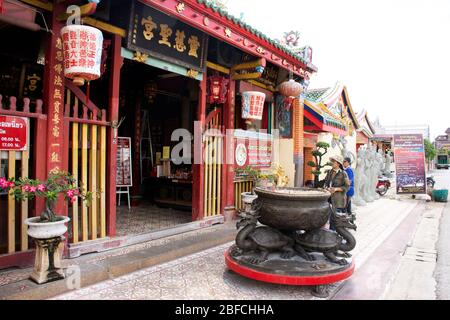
424,139,437,162
316,141,330,150
3,170,92,222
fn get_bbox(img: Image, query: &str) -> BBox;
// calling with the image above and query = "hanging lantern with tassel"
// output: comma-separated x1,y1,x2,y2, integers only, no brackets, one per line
278,70,303,98
61,25,104,86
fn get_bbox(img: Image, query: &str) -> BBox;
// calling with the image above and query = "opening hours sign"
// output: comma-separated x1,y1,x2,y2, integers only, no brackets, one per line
0,116,27,151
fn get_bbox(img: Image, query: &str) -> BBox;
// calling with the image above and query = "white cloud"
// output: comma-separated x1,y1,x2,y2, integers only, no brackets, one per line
226,0,450,139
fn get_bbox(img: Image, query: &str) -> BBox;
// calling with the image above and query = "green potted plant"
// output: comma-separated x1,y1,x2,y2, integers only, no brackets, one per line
307,142,332,188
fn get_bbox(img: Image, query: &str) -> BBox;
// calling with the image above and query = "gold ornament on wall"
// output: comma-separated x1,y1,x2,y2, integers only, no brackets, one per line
186,69,199,79
133,51,149,63
176,2,185,13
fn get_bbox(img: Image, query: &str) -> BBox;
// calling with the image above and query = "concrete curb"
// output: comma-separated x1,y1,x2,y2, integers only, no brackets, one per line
0,226,237,300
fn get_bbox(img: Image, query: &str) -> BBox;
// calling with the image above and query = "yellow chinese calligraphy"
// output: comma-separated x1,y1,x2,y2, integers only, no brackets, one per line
54,64,62,74
56,51,63,62
54,101,61,113
188,36,200,58
27,74,41,91
174,30,186,53
159,24,172,47
51,152,60,163
54,75,63,87
56,38,63,50
49,167,61,175
52,126,60,138
52,114,60,125
141,16,157,41
53,89,62,100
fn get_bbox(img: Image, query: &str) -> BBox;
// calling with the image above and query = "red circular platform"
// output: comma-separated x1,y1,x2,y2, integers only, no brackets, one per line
225,248,355,286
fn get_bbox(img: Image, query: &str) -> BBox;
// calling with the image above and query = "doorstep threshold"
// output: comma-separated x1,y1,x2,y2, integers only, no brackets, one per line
68,215,224,258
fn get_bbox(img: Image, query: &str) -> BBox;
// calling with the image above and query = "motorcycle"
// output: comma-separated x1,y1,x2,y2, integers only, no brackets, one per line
376,176,391,196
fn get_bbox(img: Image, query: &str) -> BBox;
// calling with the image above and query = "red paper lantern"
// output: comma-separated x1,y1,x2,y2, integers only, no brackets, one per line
279,79,303,98
61,25,104,86
207,76,229,104
241,91,266,120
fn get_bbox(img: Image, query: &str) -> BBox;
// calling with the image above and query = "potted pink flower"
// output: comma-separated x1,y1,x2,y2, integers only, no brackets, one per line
0,171,91,239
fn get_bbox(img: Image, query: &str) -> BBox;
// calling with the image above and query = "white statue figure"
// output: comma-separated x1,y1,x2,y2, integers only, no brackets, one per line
353,146,367,206
383,152,392,177
372,149,385,200
363,146,375,202
333,136,356,164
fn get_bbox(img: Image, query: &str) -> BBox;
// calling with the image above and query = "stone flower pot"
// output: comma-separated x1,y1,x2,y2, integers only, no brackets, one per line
24,216,70,284
25,216,70,239
241,192,258,213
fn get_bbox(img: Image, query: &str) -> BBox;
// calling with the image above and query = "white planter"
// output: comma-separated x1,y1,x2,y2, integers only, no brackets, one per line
241,192,258,205
25,216,70,239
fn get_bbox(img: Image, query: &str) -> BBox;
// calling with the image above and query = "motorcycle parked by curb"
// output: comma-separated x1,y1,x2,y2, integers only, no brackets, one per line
376,176,391,196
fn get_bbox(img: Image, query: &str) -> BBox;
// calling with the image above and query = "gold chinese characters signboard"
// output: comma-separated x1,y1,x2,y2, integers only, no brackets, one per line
127,0,208,72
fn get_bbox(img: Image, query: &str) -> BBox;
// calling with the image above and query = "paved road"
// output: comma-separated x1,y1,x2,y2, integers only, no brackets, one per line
432,168,450,299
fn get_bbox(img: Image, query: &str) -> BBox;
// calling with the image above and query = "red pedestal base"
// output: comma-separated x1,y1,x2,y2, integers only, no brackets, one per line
225,248,355,286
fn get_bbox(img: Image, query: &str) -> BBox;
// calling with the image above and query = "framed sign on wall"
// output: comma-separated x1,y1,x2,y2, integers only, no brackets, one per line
116,137,133,187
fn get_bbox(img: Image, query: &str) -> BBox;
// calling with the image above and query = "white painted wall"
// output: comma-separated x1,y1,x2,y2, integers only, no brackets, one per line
273,138,295,187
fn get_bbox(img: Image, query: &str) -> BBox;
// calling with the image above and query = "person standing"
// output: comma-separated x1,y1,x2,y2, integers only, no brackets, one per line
322,155,349,231
343,157,355,222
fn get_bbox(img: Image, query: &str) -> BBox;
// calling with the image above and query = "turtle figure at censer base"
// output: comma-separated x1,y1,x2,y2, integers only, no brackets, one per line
225,187,357,298
295,213,357,265
233,211,296,264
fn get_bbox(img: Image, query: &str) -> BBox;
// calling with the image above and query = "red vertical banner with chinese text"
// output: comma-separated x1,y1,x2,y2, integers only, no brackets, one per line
43,5,66,215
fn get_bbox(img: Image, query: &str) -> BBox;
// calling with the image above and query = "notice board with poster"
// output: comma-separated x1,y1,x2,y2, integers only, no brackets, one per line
234,130,273,169
116,137,133,187
393,134,426,194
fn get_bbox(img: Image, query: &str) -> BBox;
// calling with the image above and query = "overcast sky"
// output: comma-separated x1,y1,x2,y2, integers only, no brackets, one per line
225,0,450,140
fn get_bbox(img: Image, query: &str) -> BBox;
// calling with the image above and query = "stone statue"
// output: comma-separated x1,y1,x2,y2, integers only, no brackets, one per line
363,145,375,202
353,146,367,206
353,144,386,204
332,136,356,164
383,152,392,178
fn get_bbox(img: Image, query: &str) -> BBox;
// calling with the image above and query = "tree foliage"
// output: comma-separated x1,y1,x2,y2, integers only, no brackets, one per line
424,139,437,162
307,142,331,188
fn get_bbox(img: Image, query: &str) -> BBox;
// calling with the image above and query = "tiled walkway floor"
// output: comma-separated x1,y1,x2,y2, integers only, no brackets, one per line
52,195,420,300
116,204,192,237
0,204,193,288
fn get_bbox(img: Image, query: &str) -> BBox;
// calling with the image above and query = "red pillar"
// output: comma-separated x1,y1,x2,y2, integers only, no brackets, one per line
222,78,236,219
192,74,207,221
106,34,122,237
33,102,47,217
42,3,66,214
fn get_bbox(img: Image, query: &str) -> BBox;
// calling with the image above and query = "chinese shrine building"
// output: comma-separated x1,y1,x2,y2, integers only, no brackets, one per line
302,82,361,181
0,0,318,268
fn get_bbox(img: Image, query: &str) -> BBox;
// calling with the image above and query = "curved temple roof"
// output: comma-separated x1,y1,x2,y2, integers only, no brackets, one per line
304,82,363,135
195,0,318,72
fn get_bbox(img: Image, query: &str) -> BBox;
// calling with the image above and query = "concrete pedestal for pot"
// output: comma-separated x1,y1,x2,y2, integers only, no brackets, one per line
24,216,70,284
